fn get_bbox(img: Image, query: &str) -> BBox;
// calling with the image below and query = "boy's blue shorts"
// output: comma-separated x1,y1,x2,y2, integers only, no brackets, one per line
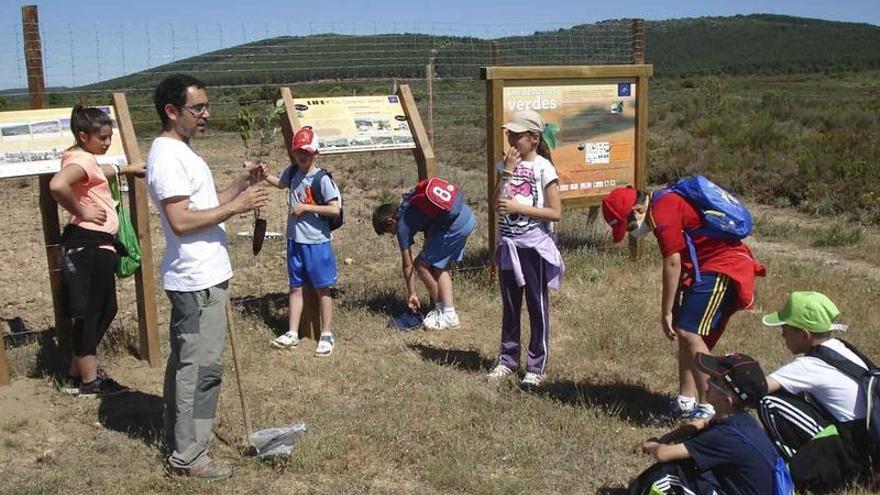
418,210,475,270
675,273,736,338
287,239,337,289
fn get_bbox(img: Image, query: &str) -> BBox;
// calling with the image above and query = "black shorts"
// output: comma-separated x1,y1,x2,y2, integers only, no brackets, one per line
61,246,117,356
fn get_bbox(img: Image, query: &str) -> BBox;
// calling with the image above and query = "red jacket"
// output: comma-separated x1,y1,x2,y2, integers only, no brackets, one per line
650,192,766,310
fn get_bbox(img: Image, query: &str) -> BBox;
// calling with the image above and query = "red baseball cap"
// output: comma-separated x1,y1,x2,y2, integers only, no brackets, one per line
291,126,319,155
601,186,637,243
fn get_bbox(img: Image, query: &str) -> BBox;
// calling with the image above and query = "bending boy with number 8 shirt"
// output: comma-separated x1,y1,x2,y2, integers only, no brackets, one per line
372,177,476,330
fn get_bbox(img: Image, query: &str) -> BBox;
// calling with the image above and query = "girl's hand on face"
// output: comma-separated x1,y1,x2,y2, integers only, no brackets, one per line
80,203,107,225
503,147,521,173
495,198,519,215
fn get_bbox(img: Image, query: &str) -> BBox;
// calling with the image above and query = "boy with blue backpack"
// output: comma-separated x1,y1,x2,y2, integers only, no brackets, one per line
759,291,877,493
265,126,342,357
629,352,792,495
602,177,765,423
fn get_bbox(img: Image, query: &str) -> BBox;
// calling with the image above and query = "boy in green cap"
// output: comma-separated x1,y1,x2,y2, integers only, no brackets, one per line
759,290,875,492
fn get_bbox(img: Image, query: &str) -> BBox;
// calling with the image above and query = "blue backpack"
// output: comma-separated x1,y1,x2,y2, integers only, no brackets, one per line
730,426,795,495
652,175,753,282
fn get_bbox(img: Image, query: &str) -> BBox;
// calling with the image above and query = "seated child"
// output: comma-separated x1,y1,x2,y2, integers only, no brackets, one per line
630,352,787,495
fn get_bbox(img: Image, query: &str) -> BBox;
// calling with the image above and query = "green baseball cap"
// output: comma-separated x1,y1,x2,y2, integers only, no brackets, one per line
762,291,848,333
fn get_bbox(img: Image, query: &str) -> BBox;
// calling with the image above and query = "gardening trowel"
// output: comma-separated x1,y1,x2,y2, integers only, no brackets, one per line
252,209,267,255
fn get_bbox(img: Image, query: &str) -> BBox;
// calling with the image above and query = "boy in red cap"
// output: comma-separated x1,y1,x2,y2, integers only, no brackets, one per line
602,185,764,423
629,352,785,495
265,126,342,357
372,177,476,331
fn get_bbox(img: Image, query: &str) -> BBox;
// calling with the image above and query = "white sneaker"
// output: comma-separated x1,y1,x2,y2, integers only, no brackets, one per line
422,309,441,329
486,364,515,381
271,332,299,349
315,334,335,357
520,372,544,389
425,312,460,330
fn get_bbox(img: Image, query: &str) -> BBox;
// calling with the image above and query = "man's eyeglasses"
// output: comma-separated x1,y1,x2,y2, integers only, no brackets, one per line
181,103,210,116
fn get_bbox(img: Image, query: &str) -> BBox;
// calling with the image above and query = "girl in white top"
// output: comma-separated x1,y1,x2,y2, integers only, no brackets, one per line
487,110,564,389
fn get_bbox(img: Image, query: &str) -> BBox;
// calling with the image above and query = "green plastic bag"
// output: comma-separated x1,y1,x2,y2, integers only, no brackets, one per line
109,175,142,278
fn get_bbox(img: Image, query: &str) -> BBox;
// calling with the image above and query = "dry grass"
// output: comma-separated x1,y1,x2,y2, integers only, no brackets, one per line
1,133,879,494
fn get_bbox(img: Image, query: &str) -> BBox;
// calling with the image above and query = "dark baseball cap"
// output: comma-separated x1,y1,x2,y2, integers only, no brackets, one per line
696,352,768,407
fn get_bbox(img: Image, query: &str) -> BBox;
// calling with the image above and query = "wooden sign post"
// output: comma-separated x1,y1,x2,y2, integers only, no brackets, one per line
111,93,161,366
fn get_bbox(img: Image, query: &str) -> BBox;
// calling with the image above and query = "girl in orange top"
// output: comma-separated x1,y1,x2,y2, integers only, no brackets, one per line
49,105,144,397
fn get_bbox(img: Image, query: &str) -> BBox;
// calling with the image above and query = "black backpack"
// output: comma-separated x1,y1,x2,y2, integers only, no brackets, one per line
807,339,880,460
288,168,344,231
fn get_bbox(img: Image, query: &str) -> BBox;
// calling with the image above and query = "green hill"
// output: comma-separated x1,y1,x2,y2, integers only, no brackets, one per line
646,14,880,76
80,14,880,90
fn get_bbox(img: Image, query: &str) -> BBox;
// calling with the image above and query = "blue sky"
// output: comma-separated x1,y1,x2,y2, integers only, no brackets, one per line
1,0,878,90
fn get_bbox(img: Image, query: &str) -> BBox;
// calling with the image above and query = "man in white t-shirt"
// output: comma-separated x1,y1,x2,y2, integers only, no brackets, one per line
759,290,873,492
147,74,268,480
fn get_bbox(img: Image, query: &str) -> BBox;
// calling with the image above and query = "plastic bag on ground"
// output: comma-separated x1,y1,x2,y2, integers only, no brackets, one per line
250,422,306,459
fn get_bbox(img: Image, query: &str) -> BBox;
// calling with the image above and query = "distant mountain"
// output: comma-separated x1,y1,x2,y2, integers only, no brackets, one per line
29,14,880,92
645,14,880,76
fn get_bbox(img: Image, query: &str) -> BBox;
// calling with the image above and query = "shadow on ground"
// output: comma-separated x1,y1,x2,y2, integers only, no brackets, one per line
538,379,670,426
232,292,288,336
408,343,495,373
408,344,668,426
341,288,408,319
25,329,65,379
98,390,165,448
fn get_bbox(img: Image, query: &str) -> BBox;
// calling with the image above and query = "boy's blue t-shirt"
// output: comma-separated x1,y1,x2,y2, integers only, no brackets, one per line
684,411,776,495
395,186,470,251
280,165,340,244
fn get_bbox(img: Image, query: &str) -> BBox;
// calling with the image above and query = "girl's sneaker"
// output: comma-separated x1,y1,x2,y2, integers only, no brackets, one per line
78,377,129,399
58,375,81,395
271,332,300,349
520,372,545,389
315,334,335,357
486,364,515,381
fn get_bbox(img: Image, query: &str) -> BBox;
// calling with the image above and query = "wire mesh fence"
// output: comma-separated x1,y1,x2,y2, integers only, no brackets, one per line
0,17,639,365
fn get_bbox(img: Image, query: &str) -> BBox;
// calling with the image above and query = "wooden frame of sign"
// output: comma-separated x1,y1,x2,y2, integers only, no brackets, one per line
277,84,435,339
481,64,653,259
110,93,161,366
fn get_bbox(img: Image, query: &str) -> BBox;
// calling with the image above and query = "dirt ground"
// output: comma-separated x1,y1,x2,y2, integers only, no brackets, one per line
1,134,878,494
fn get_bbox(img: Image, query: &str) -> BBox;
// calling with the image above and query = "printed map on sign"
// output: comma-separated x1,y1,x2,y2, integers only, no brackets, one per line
503,81,637,202
292,95,416,154
0,106,127,179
